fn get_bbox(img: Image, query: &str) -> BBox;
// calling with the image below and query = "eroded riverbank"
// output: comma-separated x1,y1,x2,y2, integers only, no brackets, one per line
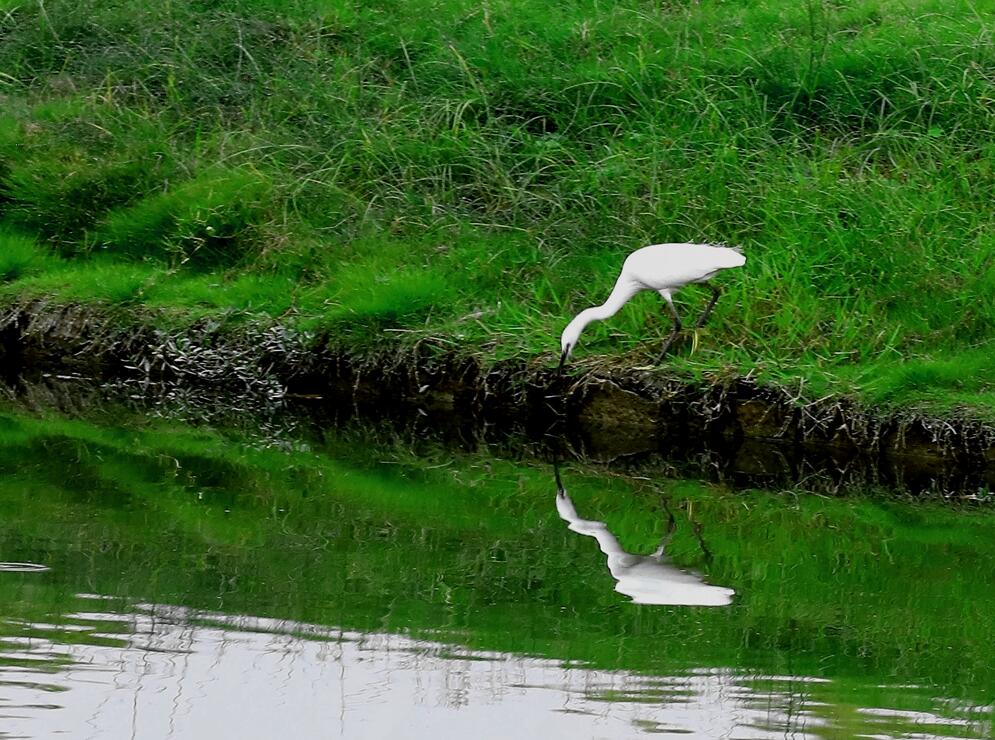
3,299,995,497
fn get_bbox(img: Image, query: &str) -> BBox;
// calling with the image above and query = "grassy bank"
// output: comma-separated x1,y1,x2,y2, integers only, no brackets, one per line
0,0,994,415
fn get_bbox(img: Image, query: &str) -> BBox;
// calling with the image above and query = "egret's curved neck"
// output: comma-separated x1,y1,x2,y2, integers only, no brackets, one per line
562,279,642,350
590,279,642,321
562,307,601,345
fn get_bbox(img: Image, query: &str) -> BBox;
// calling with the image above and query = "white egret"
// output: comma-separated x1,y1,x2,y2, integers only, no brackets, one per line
558,242,746,370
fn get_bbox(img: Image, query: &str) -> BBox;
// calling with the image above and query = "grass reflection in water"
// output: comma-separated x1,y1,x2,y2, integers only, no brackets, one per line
0,404,992,738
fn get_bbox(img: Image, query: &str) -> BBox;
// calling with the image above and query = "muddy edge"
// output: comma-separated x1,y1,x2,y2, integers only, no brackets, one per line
3,301,994,494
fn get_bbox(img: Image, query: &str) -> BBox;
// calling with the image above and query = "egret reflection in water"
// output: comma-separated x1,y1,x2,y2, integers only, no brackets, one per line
554,466,734,606
0,562,50,573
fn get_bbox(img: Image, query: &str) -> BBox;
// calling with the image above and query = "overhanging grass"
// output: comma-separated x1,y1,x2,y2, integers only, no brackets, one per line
0,0,993,415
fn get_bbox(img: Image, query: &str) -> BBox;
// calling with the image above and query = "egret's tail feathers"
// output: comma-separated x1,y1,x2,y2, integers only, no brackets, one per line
713,243,746,268
712,242,744,255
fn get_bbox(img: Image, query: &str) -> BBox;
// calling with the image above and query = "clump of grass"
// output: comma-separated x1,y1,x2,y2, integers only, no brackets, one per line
317,263,457,339
144,272,298,318
846,350,995,414
0,228,55,282
13,260,157,306
0,101,176,250
95,167,273,269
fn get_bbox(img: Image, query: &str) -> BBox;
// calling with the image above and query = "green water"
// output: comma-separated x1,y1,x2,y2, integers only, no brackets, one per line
0,402,993,739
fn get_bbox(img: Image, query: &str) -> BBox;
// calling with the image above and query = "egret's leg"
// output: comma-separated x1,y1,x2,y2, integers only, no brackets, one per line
650,498,678,560
695,285,722,328
691,519,714,564
657,292,682,360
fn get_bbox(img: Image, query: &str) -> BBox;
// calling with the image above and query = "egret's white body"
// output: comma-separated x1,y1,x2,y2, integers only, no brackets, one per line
559,242,746,367
554,477,734,607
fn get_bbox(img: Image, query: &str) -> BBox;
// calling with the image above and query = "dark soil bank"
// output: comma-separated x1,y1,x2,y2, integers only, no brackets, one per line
3,300,994,497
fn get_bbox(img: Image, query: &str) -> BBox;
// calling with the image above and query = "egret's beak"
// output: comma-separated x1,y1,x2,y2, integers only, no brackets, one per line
558,347,569,374
553,459,564,494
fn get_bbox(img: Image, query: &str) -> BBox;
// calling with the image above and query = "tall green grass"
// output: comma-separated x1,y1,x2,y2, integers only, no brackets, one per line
0,0,993,413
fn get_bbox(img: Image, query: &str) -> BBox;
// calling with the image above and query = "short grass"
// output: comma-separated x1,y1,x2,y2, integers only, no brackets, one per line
0,0,993,416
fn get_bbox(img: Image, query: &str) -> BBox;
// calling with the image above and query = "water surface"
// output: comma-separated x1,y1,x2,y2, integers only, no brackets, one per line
0,401,993,738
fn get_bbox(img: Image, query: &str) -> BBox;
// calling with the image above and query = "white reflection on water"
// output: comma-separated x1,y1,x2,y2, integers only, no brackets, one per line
0,562,50,573
0,598,988,740
555,473,734,606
